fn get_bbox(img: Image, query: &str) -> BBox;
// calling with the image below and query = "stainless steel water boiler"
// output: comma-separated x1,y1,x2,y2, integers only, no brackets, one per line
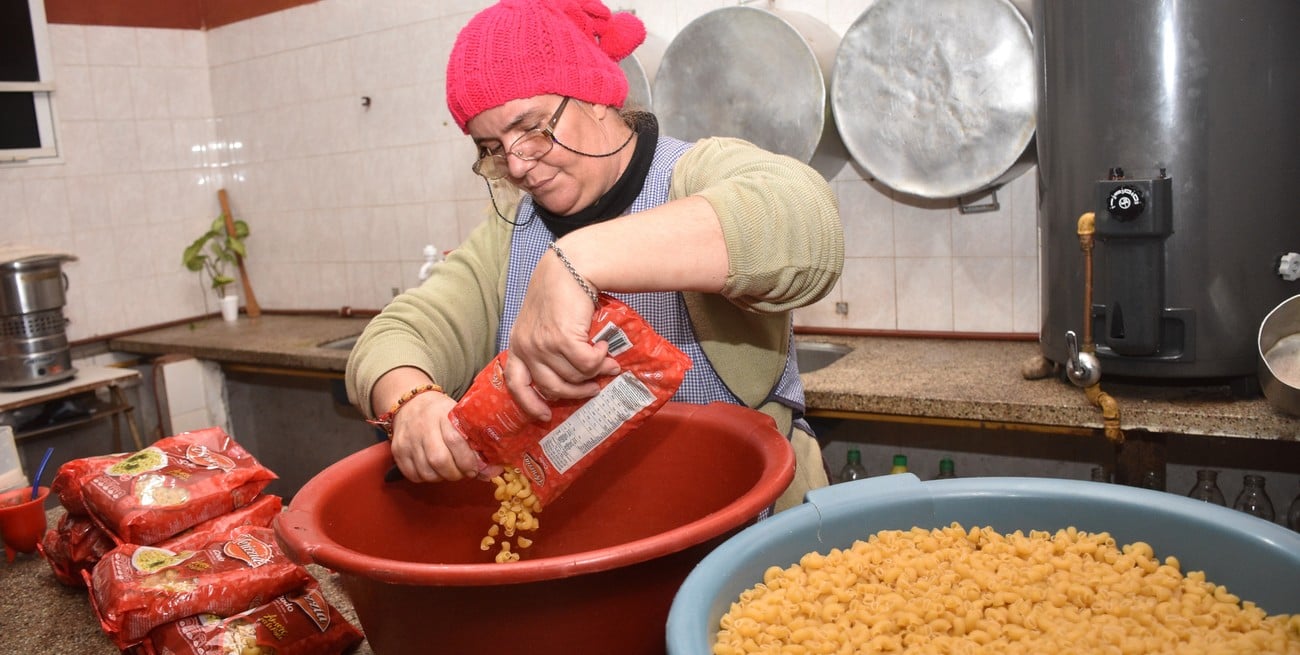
0,254,77,389
1034,0,1300,383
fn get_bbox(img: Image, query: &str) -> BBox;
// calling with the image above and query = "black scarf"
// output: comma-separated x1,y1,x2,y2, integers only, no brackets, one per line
536,114,659,238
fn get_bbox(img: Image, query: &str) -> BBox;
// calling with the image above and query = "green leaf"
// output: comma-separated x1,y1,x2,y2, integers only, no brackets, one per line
229,238,246,258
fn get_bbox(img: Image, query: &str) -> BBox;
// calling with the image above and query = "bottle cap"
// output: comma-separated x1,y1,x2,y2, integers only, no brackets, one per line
847,448,861,463
892,454,907,466
939,458,954,473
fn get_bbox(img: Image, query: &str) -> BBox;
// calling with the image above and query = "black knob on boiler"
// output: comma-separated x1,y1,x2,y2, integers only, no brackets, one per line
1106,186,1145,221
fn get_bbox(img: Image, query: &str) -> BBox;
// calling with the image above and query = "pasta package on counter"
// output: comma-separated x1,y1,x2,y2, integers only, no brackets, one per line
135,584,364,655
450,294,691,506
80,427,277,545
51,452,129,516
85,525,314,649
154,494,282,552
37,511,116,587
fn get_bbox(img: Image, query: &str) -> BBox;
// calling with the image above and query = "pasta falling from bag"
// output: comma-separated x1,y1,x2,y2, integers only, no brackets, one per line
449,294,691,507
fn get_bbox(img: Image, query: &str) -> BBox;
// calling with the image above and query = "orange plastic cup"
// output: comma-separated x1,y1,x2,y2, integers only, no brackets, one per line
0,485,50,562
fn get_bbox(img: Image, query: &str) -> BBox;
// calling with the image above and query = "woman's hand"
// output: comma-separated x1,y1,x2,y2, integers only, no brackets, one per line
376,371,503,483
504,246,619,421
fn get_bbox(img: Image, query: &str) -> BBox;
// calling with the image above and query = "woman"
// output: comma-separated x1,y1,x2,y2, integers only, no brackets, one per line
345,0,843,511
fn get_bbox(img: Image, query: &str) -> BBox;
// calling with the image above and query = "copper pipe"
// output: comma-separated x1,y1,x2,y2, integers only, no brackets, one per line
1076,212,1124,443
1077,212,1096,350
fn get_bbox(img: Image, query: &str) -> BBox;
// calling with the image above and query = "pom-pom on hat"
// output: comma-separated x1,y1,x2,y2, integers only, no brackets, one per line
446,0,646,133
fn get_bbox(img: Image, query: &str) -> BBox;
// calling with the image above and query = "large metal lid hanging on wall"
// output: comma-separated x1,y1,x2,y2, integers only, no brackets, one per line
619,31,665,113
832,0,1035,200
652,6,847,179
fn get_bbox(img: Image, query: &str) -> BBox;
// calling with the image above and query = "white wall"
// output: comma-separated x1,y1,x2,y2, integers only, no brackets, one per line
1,0,1041,340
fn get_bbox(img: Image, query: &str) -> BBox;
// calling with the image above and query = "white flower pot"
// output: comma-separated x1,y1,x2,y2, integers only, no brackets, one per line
220,294,239,323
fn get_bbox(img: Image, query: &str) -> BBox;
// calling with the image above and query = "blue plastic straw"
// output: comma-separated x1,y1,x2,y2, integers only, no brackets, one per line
30,446,54,501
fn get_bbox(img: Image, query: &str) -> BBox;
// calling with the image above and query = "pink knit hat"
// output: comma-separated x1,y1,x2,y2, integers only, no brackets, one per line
445,0,646,133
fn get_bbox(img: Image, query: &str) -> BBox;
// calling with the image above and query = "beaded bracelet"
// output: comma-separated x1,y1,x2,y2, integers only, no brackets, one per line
549,242,600,306
366,383,443,437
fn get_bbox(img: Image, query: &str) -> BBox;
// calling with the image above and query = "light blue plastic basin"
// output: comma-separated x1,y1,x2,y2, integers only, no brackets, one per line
667,474,1300,654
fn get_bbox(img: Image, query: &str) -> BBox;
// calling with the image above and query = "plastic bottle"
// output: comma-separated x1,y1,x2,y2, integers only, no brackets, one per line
1186,469,1226,506
890,454,908,475
1232,474,1275,521
935,458,956,479
836,448,868,484
1089,467,1111,483
417,244,443,282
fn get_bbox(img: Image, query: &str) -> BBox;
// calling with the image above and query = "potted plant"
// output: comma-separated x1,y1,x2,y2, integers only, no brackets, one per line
182,214,249,322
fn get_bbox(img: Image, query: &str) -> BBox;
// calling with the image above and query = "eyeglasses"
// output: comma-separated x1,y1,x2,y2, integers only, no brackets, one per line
471,97,571,180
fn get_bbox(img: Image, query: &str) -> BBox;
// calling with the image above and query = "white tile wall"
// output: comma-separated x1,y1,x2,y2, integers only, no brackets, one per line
1,0,1042,340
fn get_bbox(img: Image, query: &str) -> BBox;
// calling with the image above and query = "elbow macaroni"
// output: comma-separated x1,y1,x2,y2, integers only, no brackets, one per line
483,467,543,563
714,524,1300,654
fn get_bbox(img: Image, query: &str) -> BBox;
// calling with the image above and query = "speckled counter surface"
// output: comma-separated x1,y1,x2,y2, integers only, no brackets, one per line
0,509,375,655
800,335,1300,441
109,315,370,373
109,316,1300,440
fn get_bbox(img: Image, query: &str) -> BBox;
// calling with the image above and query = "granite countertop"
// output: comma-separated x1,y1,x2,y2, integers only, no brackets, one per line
0,509,375,655
799,334,1300,441
109,314,370,373
108,315,1300,441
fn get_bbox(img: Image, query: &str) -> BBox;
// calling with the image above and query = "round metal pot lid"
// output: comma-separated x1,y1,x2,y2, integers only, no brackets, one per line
619,33,665,113
832,0,1035,199
652,6,844,177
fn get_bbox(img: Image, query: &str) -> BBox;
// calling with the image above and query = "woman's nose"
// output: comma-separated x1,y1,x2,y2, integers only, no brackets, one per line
505,152,538,179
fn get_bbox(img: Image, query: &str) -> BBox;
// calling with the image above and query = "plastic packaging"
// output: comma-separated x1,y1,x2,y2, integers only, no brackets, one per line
836,449,867,483
1186,469,1226,506
1232,474,1275,521
0,425,28,493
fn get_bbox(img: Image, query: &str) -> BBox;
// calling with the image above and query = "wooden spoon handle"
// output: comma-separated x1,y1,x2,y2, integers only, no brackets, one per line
218,188,262,318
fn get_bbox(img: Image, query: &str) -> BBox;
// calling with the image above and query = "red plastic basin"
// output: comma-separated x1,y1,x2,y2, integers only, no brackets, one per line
273,402,795,655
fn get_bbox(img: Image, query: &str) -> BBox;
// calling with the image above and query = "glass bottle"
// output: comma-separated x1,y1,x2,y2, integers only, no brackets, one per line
1186,469,1226,506
1139,470,1165,491
1090,467,1111,483
1232,474,1275,521
935,458,956,479
890,454,908,475
837,448,868,484
1288,486,1300,532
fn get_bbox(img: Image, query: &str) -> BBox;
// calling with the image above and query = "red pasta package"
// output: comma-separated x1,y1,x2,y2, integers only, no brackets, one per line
37,512,116,587
85,525,315,649
135,584,364,655
153,494,282,552
449,294,691,506
79,427,277,545
51,452,129,516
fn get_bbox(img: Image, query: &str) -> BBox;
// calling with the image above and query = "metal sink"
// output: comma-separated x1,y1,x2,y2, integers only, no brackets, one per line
318,335,360,350
795,341,852,373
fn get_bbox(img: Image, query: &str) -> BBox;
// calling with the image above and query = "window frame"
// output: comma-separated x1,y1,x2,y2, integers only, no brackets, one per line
1,0,58,164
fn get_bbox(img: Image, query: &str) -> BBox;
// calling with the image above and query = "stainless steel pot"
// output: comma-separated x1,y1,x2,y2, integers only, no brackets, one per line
652,6,847,179
0,254,77,389
831,0,1036,200
1259,294,1300,416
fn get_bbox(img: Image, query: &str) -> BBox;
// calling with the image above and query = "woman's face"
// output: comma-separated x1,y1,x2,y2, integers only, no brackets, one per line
467,94,627,216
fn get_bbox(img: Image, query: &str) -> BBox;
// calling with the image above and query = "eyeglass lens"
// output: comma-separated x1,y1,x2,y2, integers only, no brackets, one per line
472,98,570,180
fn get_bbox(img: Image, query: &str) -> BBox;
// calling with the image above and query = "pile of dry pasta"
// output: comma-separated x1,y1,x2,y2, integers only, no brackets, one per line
715,523,1300,654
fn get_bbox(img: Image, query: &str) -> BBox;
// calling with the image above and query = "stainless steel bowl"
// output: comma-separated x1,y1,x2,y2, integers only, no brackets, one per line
1258,294,1300,416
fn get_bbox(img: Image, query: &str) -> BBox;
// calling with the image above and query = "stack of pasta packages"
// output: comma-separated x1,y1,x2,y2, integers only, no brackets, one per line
36,426,364,655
